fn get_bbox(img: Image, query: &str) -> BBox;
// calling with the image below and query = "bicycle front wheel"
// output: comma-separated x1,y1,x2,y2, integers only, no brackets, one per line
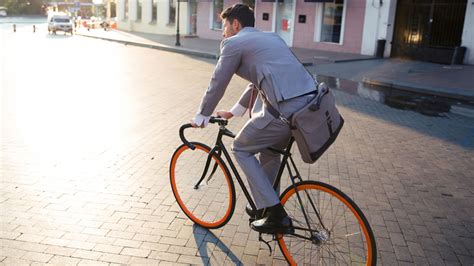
278,181,376,265
170,142,235,229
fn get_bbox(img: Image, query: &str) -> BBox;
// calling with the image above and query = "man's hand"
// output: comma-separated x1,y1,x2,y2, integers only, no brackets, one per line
216,110,234,120
190,120,204,128
191,114,210,128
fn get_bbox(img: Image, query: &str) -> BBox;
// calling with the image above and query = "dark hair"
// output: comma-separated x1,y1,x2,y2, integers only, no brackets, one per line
220,4,255,28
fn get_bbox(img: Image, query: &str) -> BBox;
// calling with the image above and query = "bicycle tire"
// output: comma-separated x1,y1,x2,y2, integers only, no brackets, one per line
170,142,235,229
277,180,377,265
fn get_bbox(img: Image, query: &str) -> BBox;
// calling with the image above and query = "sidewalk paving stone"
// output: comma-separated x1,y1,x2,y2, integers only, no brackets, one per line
2,34,474,265
47,255,82,265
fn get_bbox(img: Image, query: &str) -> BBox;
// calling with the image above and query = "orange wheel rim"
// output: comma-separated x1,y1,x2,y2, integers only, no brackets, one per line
170,144,233,228
278,184,373,265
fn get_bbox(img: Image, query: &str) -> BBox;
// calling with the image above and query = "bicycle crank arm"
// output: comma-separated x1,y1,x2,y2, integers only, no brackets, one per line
259,233,273,255
291,225,323,233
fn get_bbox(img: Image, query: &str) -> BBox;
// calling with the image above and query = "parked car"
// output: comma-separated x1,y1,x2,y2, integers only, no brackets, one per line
0,7,7,17
47,13,73,35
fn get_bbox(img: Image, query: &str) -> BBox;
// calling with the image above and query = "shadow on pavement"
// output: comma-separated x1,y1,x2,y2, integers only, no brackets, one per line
193,224,242,265
330,87,474,150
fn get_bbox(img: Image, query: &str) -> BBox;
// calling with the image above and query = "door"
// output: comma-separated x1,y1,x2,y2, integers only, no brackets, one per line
391,0,467,64
188,0,197,35
275,0,294,46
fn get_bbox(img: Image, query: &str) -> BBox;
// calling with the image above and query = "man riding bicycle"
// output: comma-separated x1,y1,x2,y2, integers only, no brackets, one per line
191,4,317,234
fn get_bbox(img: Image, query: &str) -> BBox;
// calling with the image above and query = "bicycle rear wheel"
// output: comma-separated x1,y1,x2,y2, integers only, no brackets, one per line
278,181,376,265
170,142,235,229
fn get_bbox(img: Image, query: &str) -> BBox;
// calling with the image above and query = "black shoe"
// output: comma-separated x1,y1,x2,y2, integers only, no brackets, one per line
245,203,264,218
250,203,294,234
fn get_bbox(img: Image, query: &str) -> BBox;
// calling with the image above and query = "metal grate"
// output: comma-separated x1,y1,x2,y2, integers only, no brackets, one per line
391,0,467,63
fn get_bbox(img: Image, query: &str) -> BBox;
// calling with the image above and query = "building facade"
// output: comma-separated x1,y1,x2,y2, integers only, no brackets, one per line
116,0,474,64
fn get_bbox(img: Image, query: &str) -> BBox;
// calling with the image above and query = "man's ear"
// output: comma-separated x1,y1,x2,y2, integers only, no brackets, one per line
232,19,241,31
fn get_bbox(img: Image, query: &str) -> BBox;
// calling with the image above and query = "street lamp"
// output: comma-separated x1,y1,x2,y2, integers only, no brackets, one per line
175,0,180,46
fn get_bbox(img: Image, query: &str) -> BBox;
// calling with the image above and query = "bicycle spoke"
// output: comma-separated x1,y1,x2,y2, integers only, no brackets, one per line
330,203,348,234
320,193,335,228
330,231,363,242
337,241,365,264
278,182,375,265
322,241,353,265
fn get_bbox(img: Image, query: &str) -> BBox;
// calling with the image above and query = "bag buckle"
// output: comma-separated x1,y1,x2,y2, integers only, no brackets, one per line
279,115,290,125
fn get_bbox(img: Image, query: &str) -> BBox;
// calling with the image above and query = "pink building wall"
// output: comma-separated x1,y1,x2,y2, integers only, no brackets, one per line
195,0,366,55
255,2,273,31
292,0,366,54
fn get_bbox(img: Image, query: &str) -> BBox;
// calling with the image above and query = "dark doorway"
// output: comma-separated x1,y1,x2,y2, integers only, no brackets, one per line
391,0,467,64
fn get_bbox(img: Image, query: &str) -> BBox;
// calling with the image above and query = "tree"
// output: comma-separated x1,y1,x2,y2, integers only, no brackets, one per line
2,0,45,15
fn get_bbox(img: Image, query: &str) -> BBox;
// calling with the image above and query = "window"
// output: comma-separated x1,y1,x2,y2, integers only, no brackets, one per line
212,0,223,29
320,0,344,43
124,0,128,20
54,18,70,23
242,0,255,9
169,0,176,24
136,0,142,21
151,0,157,22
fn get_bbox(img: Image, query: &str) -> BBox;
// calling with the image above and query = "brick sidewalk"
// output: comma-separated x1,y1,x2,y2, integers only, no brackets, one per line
2,34,474,265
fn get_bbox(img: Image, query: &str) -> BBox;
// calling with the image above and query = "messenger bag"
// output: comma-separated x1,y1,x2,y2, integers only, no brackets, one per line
262,82,344,164
290,83,344,163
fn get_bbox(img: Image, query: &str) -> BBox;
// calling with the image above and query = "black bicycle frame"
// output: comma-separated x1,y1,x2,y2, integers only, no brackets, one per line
180,120,325,234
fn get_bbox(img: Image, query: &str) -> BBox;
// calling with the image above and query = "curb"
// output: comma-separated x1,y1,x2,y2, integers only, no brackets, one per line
362,78,474,102
333,57,378,63
312,56,378,63
76,33,219,60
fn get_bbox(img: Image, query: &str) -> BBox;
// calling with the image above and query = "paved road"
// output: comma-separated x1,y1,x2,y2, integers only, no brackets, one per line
1,22,474,265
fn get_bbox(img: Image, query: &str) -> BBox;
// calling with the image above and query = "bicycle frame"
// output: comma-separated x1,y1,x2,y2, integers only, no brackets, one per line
180,119,319,229
213,124,297,213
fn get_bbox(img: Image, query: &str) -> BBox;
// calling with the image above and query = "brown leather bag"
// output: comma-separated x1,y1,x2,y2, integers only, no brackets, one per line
290,82,344,163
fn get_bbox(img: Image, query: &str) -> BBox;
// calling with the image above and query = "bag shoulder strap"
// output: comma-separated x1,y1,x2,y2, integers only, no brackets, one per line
257,89,291,125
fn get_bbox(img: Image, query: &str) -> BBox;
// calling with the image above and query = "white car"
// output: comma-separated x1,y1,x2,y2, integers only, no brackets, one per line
48,14,73,35
0,7,7,17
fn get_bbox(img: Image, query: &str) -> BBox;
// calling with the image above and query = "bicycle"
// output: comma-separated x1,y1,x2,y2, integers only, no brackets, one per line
170,117,377,265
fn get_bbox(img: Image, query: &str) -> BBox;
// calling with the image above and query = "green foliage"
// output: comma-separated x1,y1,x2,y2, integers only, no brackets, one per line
2,0,45,15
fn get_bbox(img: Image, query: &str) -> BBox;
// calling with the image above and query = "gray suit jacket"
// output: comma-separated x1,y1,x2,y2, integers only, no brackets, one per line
198,27,316,128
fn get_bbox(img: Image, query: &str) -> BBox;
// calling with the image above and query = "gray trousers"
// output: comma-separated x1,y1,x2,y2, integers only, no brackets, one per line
232,95,313,209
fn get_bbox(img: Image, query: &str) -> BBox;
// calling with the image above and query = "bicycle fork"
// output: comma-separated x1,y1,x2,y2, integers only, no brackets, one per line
193,147,221,189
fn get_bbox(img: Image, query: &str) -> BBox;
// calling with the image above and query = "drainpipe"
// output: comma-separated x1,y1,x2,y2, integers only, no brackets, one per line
373,0,385,57
106,0,111,20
